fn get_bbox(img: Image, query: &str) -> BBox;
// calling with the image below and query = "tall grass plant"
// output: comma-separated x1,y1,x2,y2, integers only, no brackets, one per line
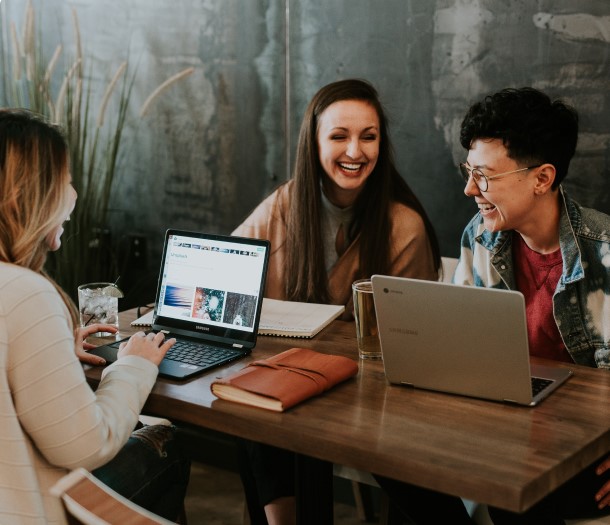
0,1,193,298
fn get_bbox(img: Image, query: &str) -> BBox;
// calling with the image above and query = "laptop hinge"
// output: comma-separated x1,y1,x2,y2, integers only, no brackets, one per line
233,343,244,349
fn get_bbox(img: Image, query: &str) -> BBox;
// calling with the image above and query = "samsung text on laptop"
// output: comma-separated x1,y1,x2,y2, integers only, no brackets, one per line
90,230,270,379
371,276,572,406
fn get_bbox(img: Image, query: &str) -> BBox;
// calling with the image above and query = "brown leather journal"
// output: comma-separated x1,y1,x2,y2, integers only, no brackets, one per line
210,347,359,411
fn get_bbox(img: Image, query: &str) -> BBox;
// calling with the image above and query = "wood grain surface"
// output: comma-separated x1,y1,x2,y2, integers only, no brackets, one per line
85,309,610,513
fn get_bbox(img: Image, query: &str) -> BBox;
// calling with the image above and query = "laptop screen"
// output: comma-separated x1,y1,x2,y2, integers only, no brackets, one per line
153,230,269,346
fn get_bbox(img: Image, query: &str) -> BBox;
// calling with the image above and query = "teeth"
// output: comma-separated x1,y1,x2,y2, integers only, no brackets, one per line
479,204,495,211
339,163,360,171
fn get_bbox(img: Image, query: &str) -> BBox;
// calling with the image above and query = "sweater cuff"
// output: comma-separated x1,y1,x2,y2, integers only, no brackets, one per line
101,355,159,382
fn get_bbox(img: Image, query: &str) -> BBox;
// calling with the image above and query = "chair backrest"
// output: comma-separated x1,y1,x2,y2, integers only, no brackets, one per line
51,468,175,525
440,256,458,283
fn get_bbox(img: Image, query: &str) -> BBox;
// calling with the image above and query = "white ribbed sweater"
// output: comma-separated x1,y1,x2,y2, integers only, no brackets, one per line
0,263,158,524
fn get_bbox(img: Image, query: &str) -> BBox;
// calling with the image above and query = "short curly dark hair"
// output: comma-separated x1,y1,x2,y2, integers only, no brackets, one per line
460,87,578,188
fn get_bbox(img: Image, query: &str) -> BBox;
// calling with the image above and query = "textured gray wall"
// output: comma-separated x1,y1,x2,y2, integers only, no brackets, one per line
2,0,609,276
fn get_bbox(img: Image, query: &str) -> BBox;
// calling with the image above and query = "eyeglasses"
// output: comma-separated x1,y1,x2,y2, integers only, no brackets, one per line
459,163,541,192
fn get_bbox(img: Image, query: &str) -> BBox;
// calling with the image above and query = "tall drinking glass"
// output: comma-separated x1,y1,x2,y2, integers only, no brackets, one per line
77,282,122,336
352,279,382,360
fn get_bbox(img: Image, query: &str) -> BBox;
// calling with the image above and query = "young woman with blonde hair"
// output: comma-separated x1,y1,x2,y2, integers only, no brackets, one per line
0,109,190,524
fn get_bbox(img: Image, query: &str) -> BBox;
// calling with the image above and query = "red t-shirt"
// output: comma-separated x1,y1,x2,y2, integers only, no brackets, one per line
512,233,573,363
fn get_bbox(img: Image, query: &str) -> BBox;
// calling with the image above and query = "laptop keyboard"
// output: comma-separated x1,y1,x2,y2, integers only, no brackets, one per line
531,376,553,397
164,339,242,368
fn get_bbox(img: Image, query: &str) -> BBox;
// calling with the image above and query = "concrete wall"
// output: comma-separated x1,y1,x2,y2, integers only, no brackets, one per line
2,0,609,281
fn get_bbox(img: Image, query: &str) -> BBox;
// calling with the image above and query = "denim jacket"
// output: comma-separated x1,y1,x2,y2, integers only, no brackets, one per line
453,188,610,369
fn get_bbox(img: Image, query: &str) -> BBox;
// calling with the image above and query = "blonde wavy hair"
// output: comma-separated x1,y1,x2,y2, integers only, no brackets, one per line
0,109,79,329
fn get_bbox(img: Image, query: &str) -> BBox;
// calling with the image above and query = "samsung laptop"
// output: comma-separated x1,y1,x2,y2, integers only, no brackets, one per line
90,230,270,379
371,275,572,406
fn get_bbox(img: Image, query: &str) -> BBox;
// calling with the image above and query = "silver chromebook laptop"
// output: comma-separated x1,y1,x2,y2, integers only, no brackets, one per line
90,230,270,380
371,275,573,406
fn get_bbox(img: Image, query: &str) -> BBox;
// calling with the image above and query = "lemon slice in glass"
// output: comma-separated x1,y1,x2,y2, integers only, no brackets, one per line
103,284,124,298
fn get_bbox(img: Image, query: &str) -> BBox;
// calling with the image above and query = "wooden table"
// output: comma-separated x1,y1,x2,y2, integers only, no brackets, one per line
85,308,610,522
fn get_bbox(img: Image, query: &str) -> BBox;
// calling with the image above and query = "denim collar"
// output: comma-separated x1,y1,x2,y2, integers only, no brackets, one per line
475,186,584,286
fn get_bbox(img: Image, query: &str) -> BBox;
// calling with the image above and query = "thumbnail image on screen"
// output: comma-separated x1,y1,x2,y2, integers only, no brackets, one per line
222,292,258,328
163,285,193,309
191,287,226,322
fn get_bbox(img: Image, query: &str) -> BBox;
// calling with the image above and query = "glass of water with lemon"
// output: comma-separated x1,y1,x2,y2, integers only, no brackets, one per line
77,282,124,336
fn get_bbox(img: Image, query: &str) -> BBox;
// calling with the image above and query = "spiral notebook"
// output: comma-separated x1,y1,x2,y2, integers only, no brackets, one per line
257,299,345,338
131,309,154,327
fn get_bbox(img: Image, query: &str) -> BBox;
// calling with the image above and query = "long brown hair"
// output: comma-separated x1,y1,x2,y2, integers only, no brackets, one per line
284,79,440,302
0,109,79,328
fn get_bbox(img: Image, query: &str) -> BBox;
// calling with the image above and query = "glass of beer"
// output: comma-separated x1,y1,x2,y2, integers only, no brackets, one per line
352,279,382,360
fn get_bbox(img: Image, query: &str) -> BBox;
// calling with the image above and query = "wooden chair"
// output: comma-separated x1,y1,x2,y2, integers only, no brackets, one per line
51,414,184,524
51,468,176,525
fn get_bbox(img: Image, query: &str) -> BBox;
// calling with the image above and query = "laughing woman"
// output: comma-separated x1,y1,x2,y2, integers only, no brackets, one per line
233,78,441,524
234,78,440,317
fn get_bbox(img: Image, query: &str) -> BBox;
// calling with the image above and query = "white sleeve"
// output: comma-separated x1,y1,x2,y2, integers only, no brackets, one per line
5,271,158,471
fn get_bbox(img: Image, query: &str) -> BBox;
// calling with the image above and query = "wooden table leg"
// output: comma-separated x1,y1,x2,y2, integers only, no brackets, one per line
295,453,333,525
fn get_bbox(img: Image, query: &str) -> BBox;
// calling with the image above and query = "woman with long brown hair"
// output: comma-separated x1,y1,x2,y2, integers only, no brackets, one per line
233,78,441,524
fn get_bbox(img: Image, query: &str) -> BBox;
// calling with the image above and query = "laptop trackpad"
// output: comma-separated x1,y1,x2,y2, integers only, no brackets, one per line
158,360,204,379
87,341,122,363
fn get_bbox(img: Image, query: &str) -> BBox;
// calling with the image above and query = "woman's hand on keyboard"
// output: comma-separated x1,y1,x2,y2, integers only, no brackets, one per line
118,331,177,366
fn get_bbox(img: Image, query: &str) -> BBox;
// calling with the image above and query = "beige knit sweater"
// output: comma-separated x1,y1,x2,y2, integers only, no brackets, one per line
0,263,158,524
233,181,438,316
